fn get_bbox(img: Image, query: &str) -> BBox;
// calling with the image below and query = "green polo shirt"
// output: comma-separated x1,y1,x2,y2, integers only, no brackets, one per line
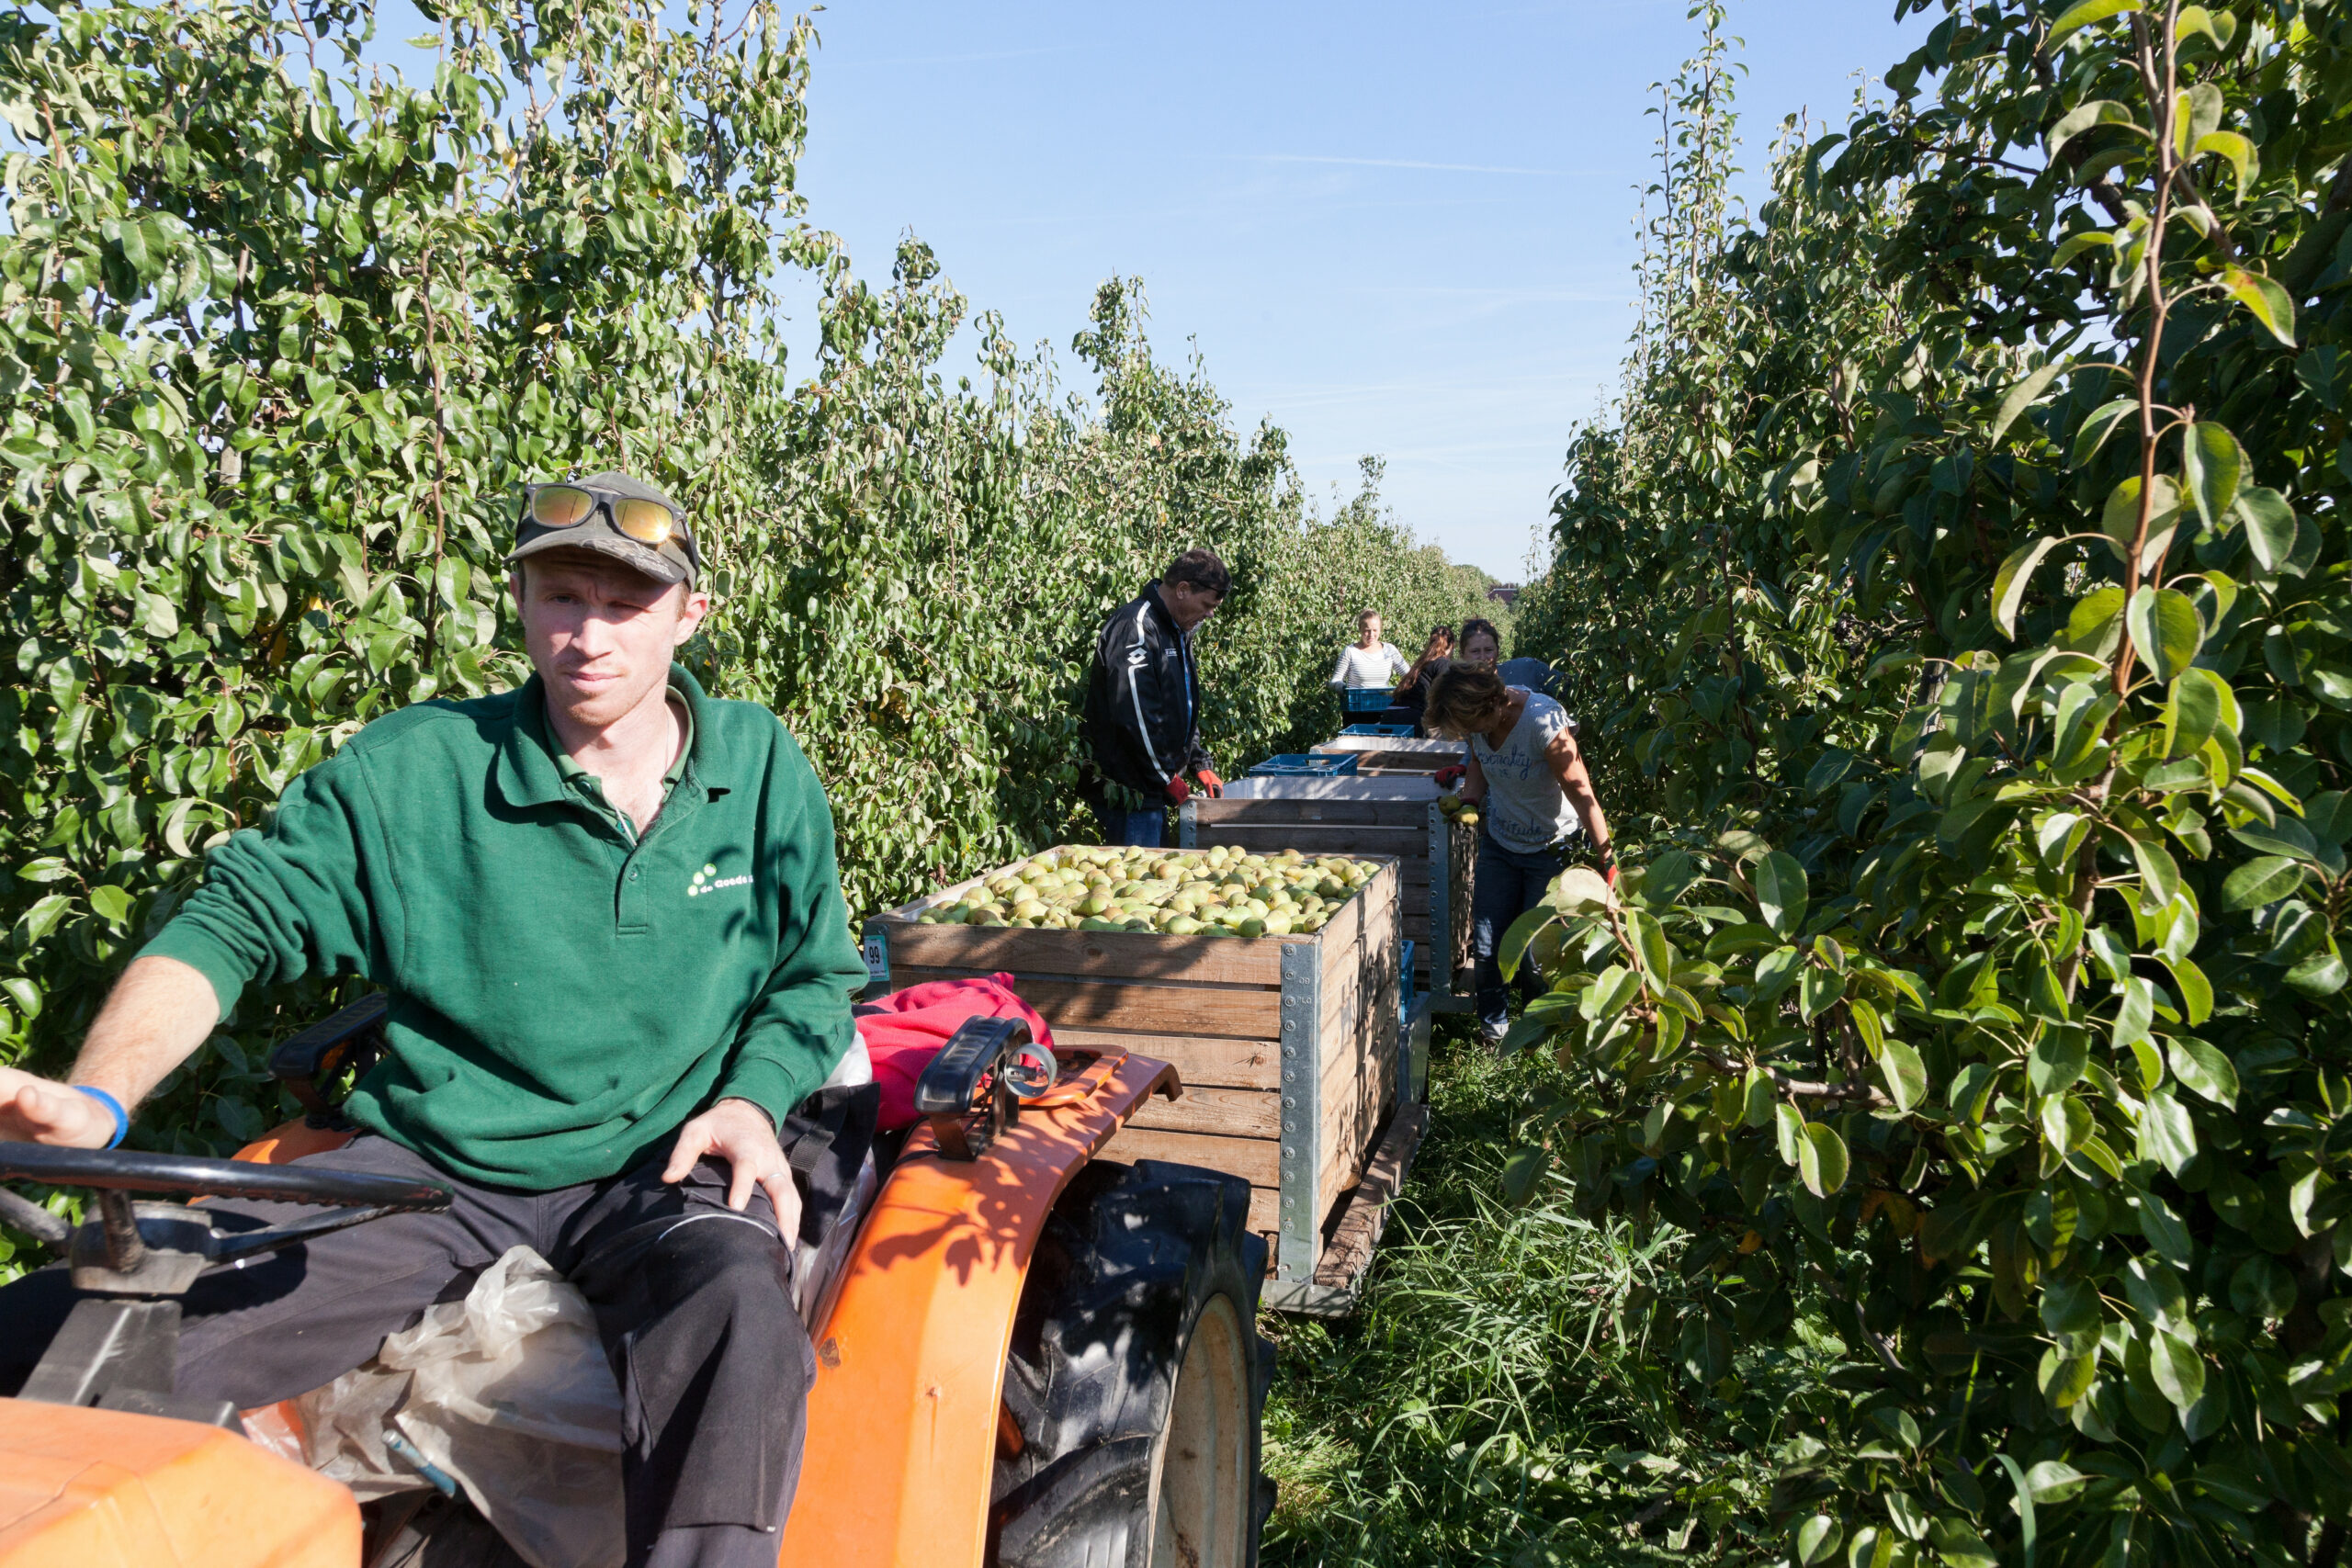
555,686,694,845
143,666,868,1190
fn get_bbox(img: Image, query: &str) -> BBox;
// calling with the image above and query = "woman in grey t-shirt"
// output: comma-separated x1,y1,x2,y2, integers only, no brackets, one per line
1424,665,1616,1043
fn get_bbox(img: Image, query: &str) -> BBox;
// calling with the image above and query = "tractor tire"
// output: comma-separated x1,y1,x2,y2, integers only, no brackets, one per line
990,1158,1276,1568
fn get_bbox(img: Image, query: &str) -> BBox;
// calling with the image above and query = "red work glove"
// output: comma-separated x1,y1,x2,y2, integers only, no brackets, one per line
1165,774,1192,805
1605,863,1620,887
1196,770,1225,798
1435,764,1466,788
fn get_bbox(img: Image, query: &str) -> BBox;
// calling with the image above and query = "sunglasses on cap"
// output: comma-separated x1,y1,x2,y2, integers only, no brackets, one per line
522,481,695,556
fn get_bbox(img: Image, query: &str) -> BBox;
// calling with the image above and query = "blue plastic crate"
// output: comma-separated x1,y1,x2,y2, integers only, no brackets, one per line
1340,723,1416,739
1341,686,1396,715
1248,752,1361,777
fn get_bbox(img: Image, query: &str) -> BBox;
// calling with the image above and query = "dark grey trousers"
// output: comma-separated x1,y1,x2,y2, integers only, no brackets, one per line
0,1134,813,1568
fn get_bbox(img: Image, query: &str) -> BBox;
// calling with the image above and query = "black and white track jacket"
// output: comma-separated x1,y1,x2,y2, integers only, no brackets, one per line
1082,583,1216,795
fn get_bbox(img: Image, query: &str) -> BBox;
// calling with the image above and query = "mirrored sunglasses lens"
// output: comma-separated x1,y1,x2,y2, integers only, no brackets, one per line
531,486,595,528
615,498,674,545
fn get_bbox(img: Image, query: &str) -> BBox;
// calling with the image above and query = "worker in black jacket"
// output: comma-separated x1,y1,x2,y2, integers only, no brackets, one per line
1081,547,1229,845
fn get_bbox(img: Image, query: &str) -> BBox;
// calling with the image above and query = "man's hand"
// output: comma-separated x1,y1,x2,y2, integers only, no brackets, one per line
663,1098,801,1242
1195,769,1224,798
1164,774,1192,805
0,1068,118,1147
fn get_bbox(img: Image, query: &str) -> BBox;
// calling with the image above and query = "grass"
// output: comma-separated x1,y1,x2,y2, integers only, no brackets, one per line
1256,1019,1817,1567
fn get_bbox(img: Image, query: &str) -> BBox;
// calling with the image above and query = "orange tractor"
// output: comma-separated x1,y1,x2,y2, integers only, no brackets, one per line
0,1004,1273,1567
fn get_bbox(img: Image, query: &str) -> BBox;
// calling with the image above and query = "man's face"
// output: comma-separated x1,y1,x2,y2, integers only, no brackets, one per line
1464,631,1500,665
513,551,710,730
1163,580,1224,632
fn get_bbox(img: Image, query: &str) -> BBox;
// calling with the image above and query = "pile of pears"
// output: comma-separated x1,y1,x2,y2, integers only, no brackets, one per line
913,844,1382,938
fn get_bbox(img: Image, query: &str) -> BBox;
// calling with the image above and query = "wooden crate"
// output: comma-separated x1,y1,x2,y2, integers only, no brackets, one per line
1182,776,1475,1010
860,849,1404,1300
1309,734,1470,775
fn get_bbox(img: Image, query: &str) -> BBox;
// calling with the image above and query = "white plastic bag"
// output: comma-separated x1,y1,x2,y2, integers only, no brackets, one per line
295,1246,626,1568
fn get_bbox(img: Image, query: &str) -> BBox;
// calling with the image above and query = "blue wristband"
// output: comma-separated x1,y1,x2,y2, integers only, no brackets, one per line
73,1087,128,1150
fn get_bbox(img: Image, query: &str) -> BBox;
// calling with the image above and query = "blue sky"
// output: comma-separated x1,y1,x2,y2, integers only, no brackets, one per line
778,1,1934,581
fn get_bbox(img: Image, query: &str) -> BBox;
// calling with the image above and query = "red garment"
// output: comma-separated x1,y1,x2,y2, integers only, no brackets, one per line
854,972,1057,1132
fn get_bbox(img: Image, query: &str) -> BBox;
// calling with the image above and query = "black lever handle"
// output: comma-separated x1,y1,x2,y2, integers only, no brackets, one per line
268,992,390,1117
914,1016,1055,1161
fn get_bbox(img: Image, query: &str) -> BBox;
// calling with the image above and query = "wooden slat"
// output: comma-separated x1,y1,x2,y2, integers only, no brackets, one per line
1247,1187,1280,1235
1053,1029,1278,1090
887,967,1283,1040
1097,1126,1281,1186
1126,1084,1282,1139
1194,799,1430,829
872,921,1283,987
1195,823,1422,859
1313,1104,1429,1291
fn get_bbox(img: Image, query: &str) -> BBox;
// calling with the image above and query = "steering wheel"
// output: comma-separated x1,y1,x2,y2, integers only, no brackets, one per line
0,1142,450,1211
0,1143,451,1293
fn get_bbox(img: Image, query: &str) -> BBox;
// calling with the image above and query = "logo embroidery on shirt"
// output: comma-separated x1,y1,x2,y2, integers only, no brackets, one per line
688,863,752,897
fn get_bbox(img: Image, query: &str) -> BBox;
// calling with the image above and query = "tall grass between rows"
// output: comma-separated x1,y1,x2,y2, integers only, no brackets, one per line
1260,1020,1855,1566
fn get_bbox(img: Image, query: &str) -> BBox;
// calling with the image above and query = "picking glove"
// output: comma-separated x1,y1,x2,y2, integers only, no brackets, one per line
1165,774,1192,805
1196,770,1225,798
1434,764,1466,787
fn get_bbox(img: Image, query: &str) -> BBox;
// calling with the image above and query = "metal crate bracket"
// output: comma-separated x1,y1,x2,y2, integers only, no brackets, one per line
1275,939,1323,1283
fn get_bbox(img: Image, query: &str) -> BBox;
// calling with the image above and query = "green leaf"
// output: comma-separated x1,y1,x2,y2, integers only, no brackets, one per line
2030,1032,2089,1095
1798,964,1847,1022
1799,1120,1849,1197
2111,976,2154,1052
2136,1187,2194,1264
2218,265,2297,346
14,857,72,883
1992,535,2067,640
2236,487,2296,571
2138,1087,2199,1177
2194,130,2257,201
2126,586,2201,682
86,886,130,929
17,893,71,946
2150,1328,2207,1412
1753,851,1808,938
2103,475,2181,571
1500,1143,1550,1206
1497,903,1553,982
2021,1461,2089,1502
2072,398,2137,466
2182,422,2244,527
1626,908,1675,990
1994,1455,2038,1567
2046,93,2141,147
2167,1037,2238,1108
1879,1038,1927,1112
1989,361,2068,445
1796,1514,1840,1566
2222,854,2301,910
2163,668,2231,760
2050,230,2115,269
1774,1102,1805,1167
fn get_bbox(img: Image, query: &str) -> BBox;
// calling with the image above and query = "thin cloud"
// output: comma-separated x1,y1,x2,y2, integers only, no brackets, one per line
1240,153,1590,177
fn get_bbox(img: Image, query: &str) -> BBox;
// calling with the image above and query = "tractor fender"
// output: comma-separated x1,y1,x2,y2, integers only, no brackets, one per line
779,1049,1180,1568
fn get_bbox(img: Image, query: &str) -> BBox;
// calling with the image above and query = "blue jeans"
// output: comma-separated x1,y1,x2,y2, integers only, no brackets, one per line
1110,807,1166,847
1472,833,1567,1034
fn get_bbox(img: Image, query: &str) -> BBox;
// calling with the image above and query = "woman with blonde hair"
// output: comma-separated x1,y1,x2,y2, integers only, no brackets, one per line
1424,663,1614,1043
1328,608,1410,692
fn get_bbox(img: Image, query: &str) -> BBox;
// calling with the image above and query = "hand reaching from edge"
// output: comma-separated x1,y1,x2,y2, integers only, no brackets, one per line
0,1068,118,1147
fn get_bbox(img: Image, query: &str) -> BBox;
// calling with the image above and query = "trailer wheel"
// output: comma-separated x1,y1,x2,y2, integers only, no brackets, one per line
991,1159,1275,1568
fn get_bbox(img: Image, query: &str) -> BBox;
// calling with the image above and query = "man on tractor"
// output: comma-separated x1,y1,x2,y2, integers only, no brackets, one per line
1080,547,1229,847
0,473,871,1568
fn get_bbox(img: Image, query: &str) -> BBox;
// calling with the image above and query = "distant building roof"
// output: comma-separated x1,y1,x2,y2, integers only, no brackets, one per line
1487,583,1521,604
